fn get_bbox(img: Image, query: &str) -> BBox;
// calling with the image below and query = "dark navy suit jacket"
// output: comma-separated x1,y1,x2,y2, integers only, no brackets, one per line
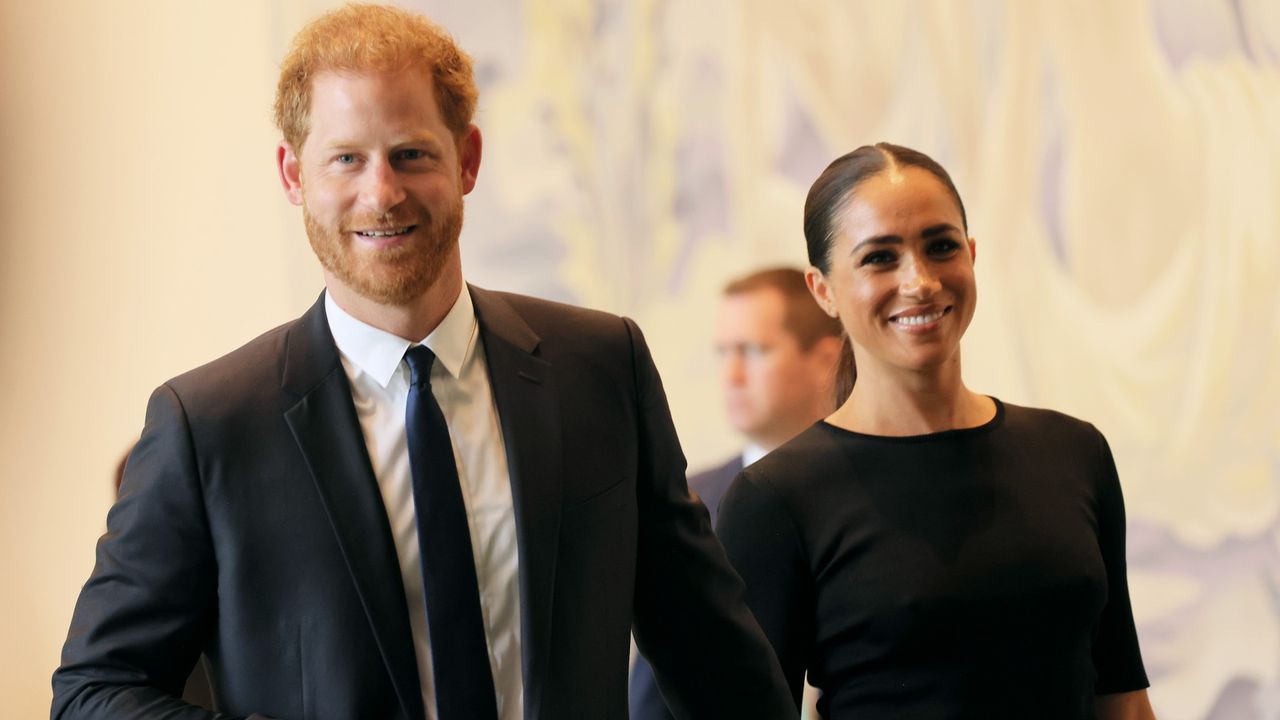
629,454,746,720
53,288,792,720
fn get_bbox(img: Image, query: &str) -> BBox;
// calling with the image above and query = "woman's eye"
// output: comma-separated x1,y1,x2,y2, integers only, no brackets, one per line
928,239,961,256
860,250,895,266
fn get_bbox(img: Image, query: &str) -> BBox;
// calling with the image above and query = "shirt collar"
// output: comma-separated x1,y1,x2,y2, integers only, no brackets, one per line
742,443,768,468
325,286,478,388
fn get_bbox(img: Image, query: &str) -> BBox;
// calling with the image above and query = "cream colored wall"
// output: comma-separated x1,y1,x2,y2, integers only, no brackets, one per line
0,2,324,716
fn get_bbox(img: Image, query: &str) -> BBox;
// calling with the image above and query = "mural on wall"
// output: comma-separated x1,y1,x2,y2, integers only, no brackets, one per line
414,0,1280,716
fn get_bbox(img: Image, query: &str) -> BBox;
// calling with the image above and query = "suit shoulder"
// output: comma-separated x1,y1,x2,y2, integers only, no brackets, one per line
474,288,646,373
689,457,742,512
482,289,630,338
160,316,302,414
689,457,741,490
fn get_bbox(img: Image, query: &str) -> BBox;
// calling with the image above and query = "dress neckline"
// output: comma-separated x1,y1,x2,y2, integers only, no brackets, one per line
818,397,1005,444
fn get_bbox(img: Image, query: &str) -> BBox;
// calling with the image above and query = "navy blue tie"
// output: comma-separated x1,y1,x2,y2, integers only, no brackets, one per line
403,345,499,720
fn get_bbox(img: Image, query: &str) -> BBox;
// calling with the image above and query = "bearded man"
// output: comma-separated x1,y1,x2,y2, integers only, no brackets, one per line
52,5,792,719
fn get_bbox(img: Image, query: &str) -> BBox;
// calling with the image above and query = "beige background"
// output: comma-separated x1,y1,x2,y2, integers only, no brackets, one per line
3,1,1278,718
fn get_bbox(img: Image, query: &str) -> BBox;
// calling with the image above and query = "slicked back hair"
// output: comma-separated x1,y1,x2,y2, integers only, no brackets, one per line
803,142,967,274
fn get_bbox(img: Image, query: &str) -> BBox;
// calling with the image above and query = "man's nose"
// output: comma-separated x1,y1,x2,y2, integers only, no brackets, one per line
722,353,746,386
360,158,406,213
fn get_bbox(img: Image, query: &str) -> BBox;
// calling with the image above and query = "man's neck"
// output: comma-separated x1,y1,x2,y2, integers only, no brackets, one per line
325,269,464,342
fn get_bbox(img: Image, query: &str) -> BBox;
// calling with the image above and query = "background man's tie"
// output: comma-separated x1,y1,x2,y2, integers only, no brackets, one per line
404,345,499,720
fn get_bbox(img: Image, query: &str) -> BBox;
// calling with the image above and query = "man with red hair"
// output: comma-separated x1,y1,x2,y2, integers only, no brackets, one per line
53,5,792,719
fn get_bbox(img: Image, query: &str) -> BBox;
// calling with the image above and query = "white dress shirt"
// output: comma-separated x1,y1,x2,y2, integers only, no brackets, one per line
325,288,523,720
742,443,767,469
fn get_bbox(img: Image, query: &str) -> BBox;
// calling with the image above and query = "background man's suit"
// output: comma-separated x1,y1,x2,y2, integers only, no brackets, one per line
629,455,744,720
53,287,791,719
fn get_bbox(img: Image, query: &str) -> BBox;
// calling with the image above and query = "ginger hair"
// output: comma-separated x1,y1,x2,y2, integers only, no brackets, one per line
274,3,478,151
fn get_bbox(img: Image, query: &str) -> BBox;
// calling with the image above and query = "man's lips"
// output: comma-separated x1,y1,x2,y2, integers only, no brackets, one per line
348,224,418,248
353,225,416,238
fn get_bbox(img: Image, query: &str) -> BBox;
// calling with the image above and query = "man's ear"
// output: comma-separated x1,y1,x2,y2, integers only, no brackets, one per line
968,236,976,264
805,266,839,318
277,141,304,206
458,124,482,195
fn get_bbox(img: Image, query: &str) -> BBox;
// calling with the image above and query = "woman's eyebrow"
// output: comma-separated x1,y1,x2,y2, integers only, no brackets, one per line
850,235,903,254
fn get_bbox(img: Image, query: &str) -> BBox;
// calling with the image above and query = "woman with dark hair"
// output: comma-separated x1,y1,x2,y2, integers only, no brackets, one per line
716,143,1155,719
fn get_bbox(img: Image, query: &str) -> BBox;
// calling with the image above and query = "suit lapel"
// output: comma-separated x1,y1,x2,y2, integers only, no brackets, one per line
471,286,563,718
280,294,425,720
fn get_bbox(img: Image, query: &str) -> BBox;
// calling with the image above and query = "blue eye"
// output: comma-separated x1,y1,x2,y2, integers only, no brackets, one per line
336,153,356,164
397,149,426,161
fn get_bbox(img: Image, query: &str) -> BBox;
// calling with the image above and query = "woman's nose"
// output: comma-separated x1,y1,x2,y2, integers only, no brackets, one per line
899,256,941,297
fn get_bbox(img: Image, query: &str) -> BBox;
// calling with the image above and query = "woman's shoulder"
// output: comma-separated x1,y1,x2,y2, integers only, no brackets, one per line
998,400,1105,443
735,423,854,497
718,425,846,547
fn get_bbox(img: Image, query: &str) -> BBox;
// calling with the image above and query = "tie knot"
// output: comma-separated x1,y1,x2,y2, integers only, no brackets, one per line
404,345,438,387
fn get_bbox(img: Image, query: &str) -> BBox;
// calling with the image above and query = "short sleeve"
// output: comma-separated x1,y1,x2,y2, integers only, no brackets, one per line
716,470,814,709
1089,428,1151,694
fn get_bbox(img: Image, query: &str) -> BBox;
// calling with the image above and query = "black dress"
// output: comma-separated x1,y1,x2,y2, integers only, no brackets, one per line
716,399,1149,719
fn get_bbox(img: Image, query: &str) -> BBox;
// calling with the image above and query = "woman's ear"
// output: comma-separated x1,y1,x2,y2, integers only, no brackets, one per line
805,266,839,318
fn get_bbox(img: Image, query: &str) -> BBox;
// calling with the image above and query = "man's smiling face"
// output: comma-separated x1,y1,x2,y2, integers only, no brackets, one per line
281,65,480,306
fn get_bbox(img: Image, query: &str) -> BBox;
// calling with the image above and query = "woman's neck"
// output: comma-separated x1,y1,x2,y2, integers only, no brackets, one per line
826,356,994,436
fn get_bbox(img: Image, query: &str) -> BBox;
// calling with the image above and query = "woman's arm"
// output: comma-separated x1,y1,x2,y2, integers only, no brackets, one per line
717,471,814,710
1095,689,1156,719
1090,428,1154,719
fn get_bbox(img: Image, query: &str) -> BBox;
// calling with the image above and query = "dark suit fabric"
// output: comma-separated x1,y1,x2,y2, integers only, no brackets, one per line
53,288,792,720
629,455,744,720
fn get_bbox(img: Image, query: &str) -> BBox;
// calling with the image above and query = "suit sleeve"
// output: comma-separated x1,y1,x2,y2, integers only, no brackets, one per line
623,318,796,720
1089,428,1150,694
716,470,813,707
52,385,243,719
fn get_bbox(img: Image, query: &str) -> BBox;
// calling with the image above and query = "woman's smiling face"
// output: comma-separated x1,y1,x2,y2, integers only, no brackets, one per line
808,164,976,377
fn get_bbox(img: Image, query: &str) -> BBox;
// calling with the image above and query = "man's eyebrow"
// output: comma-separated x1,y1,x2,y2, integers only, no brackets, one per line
316,134,446,151
395,134,445,148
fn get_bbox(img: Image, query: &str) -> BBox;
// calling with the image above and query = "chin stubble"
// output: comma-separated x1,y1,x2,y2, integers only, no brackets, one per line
303,198,464,305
